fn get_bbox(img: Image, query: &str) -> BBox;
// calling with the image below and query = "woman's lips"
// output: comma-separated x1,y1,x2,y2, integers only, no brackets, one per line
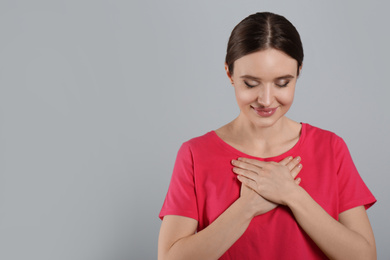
252,106,278,117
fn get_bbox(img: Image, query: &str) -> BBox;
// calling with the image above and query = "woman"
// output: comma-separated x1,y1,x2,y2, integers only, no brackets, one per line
158,12,376,259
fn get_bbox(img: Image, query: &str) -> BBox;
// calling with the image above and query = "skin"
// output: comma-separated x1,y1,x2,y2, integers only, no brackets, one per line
158,48,376,260
218,48,302,158
158,157,302,260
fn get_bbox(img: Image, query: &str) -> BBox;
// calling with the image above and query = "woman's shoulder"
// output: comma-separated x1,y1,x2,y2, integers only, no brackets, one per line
181,131,219,149
300,123,352,159
302,123,344,144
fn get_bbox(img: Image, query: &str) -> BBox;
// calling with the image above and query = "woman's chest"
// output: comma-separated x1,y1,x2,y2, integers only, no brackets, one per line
193,151,339,229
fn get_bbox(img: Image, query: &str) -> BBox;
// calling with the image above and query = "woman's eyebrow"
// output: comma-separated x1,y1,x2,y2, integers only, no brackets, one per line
240,74,295,80
276,75,295,80
240,75,261,80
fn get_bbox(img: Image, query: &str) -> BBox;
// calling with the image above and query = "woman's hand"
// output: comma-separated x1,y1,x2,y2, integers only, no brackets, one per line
232,156,302,206
239,182,278,217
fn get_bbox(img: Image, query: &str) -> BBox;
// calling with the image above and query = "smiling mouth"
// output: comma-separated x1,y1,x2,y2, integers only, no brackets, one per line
251,106,278,117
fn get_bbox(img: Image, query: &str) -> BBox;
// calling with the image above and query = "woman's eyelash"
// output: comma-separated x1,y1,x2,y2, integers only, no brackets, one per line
276,81,290,88
244,80,290,88
244,81,256,88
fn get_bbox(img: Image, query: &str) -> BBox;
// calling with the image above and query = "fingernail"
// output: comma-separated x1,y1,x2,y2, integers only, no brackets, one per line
295,156,301,161
231,160,236,165
298,164,302,168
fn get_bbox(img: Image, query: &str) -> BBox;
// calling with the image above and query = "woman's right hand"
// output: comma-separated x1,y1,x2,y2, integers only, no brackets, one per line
237,156,302,217
240,183,277,217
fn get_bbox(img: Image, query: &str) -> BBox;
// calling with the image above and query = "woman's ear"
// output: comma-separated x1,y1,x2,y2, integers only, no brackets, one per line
225,63,234,85
297,64,303,77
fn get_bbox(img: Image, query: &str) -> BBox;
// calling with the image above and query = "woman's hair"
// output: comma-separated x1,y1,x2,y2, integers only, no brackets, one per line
225,12,304,75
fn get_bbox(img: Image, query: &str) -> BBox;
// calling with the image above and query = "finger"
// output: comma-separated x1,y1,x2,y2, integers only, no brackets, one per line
279,156,293,166
237,175,258,192
286,156,301,171
231,159,261,174
290,163,303,179
236,157,266,168
232,167,258,181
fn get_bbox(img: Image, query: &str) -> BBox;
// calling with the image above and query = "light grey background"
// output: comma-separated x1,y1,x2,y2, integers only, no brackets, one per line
0,0,389,259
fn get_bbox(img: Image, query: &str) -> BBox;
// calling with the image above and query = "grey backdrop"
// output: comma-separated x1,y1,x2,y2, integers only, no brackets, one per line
0,0,389,259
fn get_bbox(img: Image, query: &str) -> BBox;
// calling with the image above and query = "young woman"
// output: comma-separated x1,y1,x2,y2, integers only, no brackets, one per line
158,12,376,260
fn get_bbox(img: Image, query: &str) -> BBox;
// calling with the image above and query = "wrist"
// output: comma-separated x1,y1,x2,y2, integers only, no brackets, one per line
284,185,306,208
236,196,257,219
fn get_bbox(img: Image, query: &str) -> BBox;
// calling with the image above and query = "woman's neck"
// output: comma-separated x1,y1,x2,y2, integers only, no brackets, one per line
217,115,301,158
232,114,289,141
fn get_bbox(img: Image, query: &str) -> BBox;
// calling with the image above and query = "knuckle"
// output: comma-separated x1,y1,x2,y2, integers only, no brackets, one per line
287,161,296,169
286,160,296,167
234,160,242,167
240,158,249,163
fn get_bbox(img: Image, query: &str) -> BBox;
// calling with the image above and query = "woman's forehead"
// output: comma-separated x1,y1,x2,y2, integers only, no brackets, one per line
234,49,298,78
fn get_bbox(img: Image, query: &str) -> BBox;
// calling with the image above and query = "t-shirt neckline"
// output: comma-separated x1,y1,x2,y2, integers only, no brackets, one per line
211,122,307,161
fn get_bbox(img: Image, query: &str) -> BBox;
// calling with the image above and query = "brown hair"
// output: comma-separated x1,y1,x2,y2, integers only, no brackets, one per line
225,12,304,75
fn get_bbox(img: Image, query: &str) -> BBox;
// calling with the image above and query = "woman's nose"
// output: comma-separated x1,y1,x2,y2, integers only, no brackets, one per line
257,85,273,107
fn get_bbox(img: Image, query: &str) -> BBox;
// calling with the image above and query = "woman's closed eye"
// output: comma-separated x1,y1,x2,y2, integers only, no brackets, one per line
244,81,258,88
275,80,290,88
244,79,291,88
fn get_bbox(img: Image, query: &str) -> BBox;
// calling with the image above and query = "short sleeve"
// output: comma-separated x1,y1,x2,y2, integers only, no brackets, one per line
159,142,198,221
335,136,376,213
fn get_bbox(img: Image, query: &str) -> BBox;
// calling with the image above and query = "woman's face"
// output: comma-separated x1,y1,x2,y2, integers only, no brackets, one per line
226,48,301,129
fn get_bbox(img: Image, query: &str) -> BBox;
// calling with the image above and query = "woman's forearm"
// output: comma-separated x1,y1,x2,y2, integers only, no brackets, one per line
286,187,376,260
160,198,253,260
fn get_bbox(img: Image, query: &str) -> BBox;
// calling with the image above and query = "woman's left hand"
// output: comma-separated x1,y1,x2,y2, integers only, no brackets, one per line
232,156,302,206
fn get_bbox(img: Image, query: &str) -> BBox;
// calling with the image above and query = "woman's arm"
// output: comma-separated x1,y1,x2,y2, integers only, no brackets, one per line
158,156,302,260
287,188,376,260
233,158,376,260
158,197,253,260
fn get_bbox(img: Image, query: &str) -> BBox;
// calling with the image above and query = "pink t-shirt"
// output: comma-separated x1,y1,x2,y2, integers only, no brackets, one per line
159,123,376,259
